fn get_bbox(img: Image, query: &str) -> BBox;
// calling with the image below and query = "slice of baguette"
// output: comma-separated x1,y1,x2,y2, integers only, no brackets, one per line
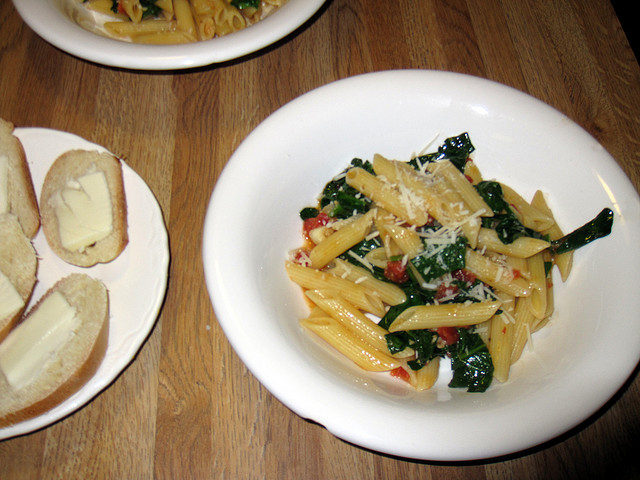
40,149,128,267
0,118,40,238
0,214,37,342
0,273,109,427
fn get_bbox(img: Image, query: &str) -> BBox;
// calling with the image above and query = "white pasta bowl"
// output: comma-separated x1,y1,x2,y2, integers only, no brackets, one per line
11,0,326,70
202,70,640,461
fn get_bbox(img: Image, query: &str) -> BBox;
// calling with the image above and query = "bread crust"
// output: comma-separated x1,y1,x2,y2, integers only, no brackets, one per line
0,214,38,342
0,118,40,238
0,274,109,427
40,149,128,267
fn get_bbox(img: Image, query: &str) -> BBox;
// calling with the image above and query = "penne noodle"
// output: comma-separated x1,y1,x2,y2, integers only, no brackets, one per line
383,224,424,258
465,249,532,297
526,252,547,319
388,301,502,331
426,159,492,218
346,167,431,226
476,228,550,258
173,0,198,40
104,19,176,37
309,209,376,269
130,30,195,44
499,183,554,232
373,155,482,247
328,259,407,306
530,190,573,281
411,357,440,391
305,290,413,358
510,297,538,364
463,160,483,184
300,316,400,371
285,261,386,317
121,0,143,23
488,313,515,383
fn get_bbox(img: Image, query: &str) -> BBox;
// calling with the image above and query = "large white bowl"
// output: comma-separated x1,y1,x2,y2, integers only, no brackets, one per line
12,0,326,70
202,70,640,461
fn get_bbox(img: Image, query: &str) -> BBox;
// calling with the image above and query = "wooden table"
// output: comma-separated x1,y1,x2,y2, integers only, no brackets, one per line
1,1,639,478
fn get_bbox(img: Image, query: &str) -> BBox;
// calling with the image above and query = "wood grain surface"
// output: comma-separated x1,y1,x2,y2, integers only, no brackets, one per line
1,0,639,478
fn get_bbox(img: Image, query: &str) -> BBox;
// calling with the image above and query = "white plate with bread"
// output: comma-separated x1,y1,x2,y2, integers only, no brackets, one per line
0,122,169,439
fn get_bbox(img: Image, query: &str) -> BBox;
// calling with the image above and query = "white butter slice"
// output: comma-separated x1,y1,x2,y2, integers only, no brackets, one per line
0,154,9,214
0,270,24,321
0,291,79,390
55,171,113,252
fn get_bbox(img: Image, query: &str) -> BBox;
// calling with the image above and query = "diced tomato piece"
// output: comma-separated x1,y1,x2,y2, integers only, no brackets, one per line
390,367,410,383
435,283,459,301
116,1,126,14
452,268,476,284
512,269,522,280
424,214,436,226
302,212,330,240
384,260,409,284
437,326,460,345
464,174,474,183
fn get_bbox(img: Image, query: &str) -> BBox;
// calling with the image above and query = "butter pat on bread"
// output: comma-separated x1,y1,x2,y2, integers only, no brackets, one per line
41,149,128,267
0,273,109,427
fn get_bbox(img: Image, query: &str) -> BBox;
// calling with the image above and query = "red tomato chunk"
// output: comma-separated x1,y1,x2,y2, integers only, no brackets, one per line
384,260,409,284
302,212,330,241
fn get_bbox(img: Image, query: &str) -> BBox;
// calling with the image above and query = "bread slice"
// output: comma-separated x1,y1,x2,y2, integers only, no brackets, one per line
0,214,38,342
0,273,109,427
40,149,128,267
0,118,40,238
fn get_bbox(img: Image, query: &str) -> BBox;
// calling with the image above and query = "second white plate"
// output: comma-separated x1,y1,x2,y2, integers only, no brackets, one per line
0,127,169,440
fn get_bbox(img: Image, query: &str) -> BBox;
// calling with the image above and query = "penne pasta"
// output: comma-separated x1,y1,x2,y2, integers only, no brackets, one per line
305,290,413,358
287,133,613,393
346,167,431,226
477,228,550,258
465,248,532,297
426,159,492,218
411,357,440,391
78,0,288,44
526,252,547,319
499,183,554,232
300,316,400,372
328,259,407,306
530,190,574,281
309,210,376,269
388,301,502,331
285,261,386,317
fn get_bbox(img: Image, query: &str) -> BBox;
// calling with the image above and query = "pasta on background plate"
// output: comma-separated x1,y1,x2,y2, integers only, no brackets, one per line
286,133,613,392
79,0,287,44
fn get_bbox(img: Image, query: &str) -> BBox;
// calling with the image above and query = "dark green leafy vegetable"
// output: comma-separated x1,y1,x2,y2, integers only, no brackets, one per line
299,207,320,220
385,326,494,392
476,180,546,244
320,158,373,219
550,208,614,255
409,235,467,283
446,328,494,392
410,132,475,172
230,0,260,8
474,181,509,213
